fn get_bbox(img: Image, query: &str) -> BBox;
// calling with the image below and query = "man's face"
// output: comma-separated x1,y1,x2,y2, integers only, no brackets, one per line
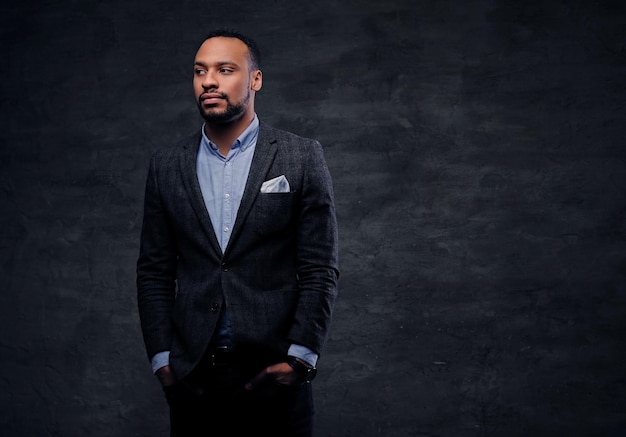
193,37,262,124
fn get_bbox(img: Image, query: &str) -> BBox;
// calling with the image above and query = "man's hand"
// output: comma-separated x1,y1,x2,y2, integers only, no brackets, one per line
155,365,176,387
245,361,302,390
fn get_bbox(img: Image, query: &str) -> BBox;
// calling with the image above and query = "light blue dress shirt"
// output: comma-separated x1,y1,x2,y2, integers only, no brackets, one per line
151,115,317,373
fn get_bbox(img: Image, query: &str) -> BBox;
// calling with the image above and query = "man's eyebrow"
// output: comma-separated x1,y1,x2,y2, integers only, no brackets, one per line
194,61,240,68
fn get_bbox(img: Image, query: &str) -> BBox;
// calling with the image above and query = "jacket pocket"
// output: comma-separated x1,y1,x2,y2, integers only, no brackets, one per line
249,192,297,236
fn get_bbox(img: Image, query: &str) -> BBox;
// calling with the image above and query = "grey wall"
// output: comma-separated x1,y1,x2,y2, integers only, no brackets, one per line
1,1,625,436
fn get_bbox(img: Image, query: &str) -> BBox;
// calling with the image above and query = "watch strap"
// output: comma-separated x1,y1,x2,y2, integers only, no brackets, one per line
287,356,317,383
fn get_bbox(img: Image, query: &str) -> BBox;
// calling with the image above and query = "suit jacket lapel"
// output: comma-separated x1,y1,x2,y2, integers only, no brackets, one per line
179,133,223,257
225,123,278,255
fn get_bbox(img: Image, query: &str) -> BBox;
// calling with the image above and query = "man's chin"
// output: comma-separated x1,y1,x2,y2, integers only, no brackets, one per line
200,108,244,124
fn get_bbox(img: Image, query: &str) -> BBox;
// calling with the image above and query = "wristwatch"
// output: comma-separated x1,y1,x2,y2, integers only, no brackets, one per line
287,356,317,383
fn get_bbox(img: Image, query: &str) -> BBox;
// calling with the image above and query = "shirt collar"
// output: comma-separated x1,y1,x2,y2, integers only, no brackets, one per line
201,114,259,154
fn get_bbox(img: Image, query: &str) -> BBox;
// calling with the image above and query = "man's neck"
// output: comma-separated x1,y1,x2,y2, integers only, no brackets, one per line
204,112,255,156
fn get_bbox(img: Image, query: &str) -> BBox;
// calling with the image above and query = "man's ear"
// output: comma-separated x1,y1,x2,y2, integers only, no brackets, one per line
251,70,263,91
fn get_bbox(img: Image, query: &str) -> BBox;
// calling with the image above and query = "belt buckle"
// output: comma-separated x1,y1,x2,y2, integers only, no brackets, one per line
210,346,233,367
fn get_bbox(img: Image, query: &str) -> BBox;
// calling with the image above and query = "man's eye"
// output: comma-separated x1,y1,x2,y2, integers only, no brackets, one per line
195,69,206,75
220,68,233,74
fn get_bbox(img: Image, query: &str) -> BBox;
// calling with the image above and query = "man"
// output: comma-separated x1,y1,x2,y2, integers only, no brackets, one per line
136,29,339,436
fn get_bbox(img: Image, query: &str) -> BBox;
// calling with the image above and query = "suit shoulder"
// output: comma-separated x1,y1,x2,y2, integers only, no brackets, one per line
151,132,201,161
260,122,320,149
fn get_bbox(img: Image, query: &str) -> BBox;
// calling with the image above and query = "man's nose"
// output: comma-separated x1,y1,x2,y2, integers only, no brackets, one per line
202,70,219,89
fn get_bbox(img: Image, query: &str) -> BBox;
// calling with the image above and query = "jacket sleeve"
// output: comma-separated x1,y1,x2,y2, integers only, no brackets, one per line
136,152,177,361
289,140,340,355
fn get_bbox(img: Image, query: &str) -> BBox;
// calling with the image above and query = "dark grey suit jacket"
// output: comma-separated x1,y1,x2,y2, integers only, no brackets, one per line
137,122,339,379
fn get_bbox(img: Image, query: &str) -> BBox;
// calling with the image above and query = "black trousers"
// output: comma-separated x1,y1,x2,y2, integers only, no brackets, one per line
164,345,314,437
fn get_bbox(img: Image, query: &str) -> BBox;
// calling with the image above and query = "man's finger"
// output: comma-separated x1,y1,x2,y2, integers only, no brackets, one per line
245,368,269,390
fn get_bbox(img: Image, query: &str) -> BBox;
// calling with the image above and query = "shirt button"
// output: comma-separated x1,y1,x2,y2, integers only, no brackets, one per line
224,226,229,232
224,193,230,199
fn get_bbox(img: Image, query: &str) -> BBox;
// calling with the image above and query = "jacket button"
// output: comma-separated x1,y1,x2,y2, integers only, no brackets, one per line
221,263,229,272
210,303,219,312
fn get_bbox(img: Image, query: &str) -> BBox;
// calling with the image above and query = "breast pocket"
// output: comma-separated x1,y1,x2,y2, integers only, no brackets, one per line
250,192,297,236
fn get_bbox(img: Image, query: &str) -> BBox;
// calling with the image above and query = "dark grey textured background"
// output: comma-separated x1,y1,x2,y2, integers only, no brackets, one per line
1,1,625,436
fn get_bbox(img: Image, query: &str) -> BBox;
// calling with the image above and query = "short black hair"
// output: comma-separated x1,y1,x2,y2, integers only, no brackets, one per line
204,29,261,71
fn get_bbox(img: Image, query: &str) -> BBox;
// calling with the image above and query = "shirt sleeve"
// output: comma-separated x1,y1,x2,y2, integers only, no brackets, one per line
151,351,170,374
288,344,318,367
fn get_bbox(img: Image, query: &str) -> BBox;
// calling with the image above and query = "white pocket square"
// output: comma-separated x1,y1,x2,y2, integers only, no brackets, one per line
260,175,290,193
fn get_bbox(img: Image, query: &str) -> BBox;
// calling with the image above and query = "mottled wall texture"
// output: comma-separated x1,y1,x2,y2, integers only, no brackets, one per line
1,1,625,436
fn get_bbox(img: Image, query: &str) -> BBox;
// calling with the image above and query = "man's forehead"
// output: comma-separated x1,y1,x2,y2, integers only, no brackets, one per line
195,37,249,60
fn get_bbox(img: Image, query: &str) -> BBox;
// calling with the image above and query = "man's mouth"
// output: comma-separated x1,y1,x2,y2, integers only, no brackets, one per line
201,92,226,104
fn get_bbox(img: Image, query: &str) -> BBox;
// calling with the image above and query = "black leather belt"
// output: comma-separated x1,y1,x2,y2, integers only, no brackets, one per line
202,344,285,371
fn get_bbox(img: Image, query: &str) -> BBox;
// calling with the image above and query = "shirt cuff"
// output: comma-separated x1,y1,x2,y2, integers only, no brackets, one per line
288,344,318,367
151,351,170,374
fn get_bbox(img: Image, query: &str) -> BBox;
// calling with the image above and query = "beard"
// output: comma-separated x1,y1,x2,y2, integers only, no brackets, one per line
197,89,250,124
